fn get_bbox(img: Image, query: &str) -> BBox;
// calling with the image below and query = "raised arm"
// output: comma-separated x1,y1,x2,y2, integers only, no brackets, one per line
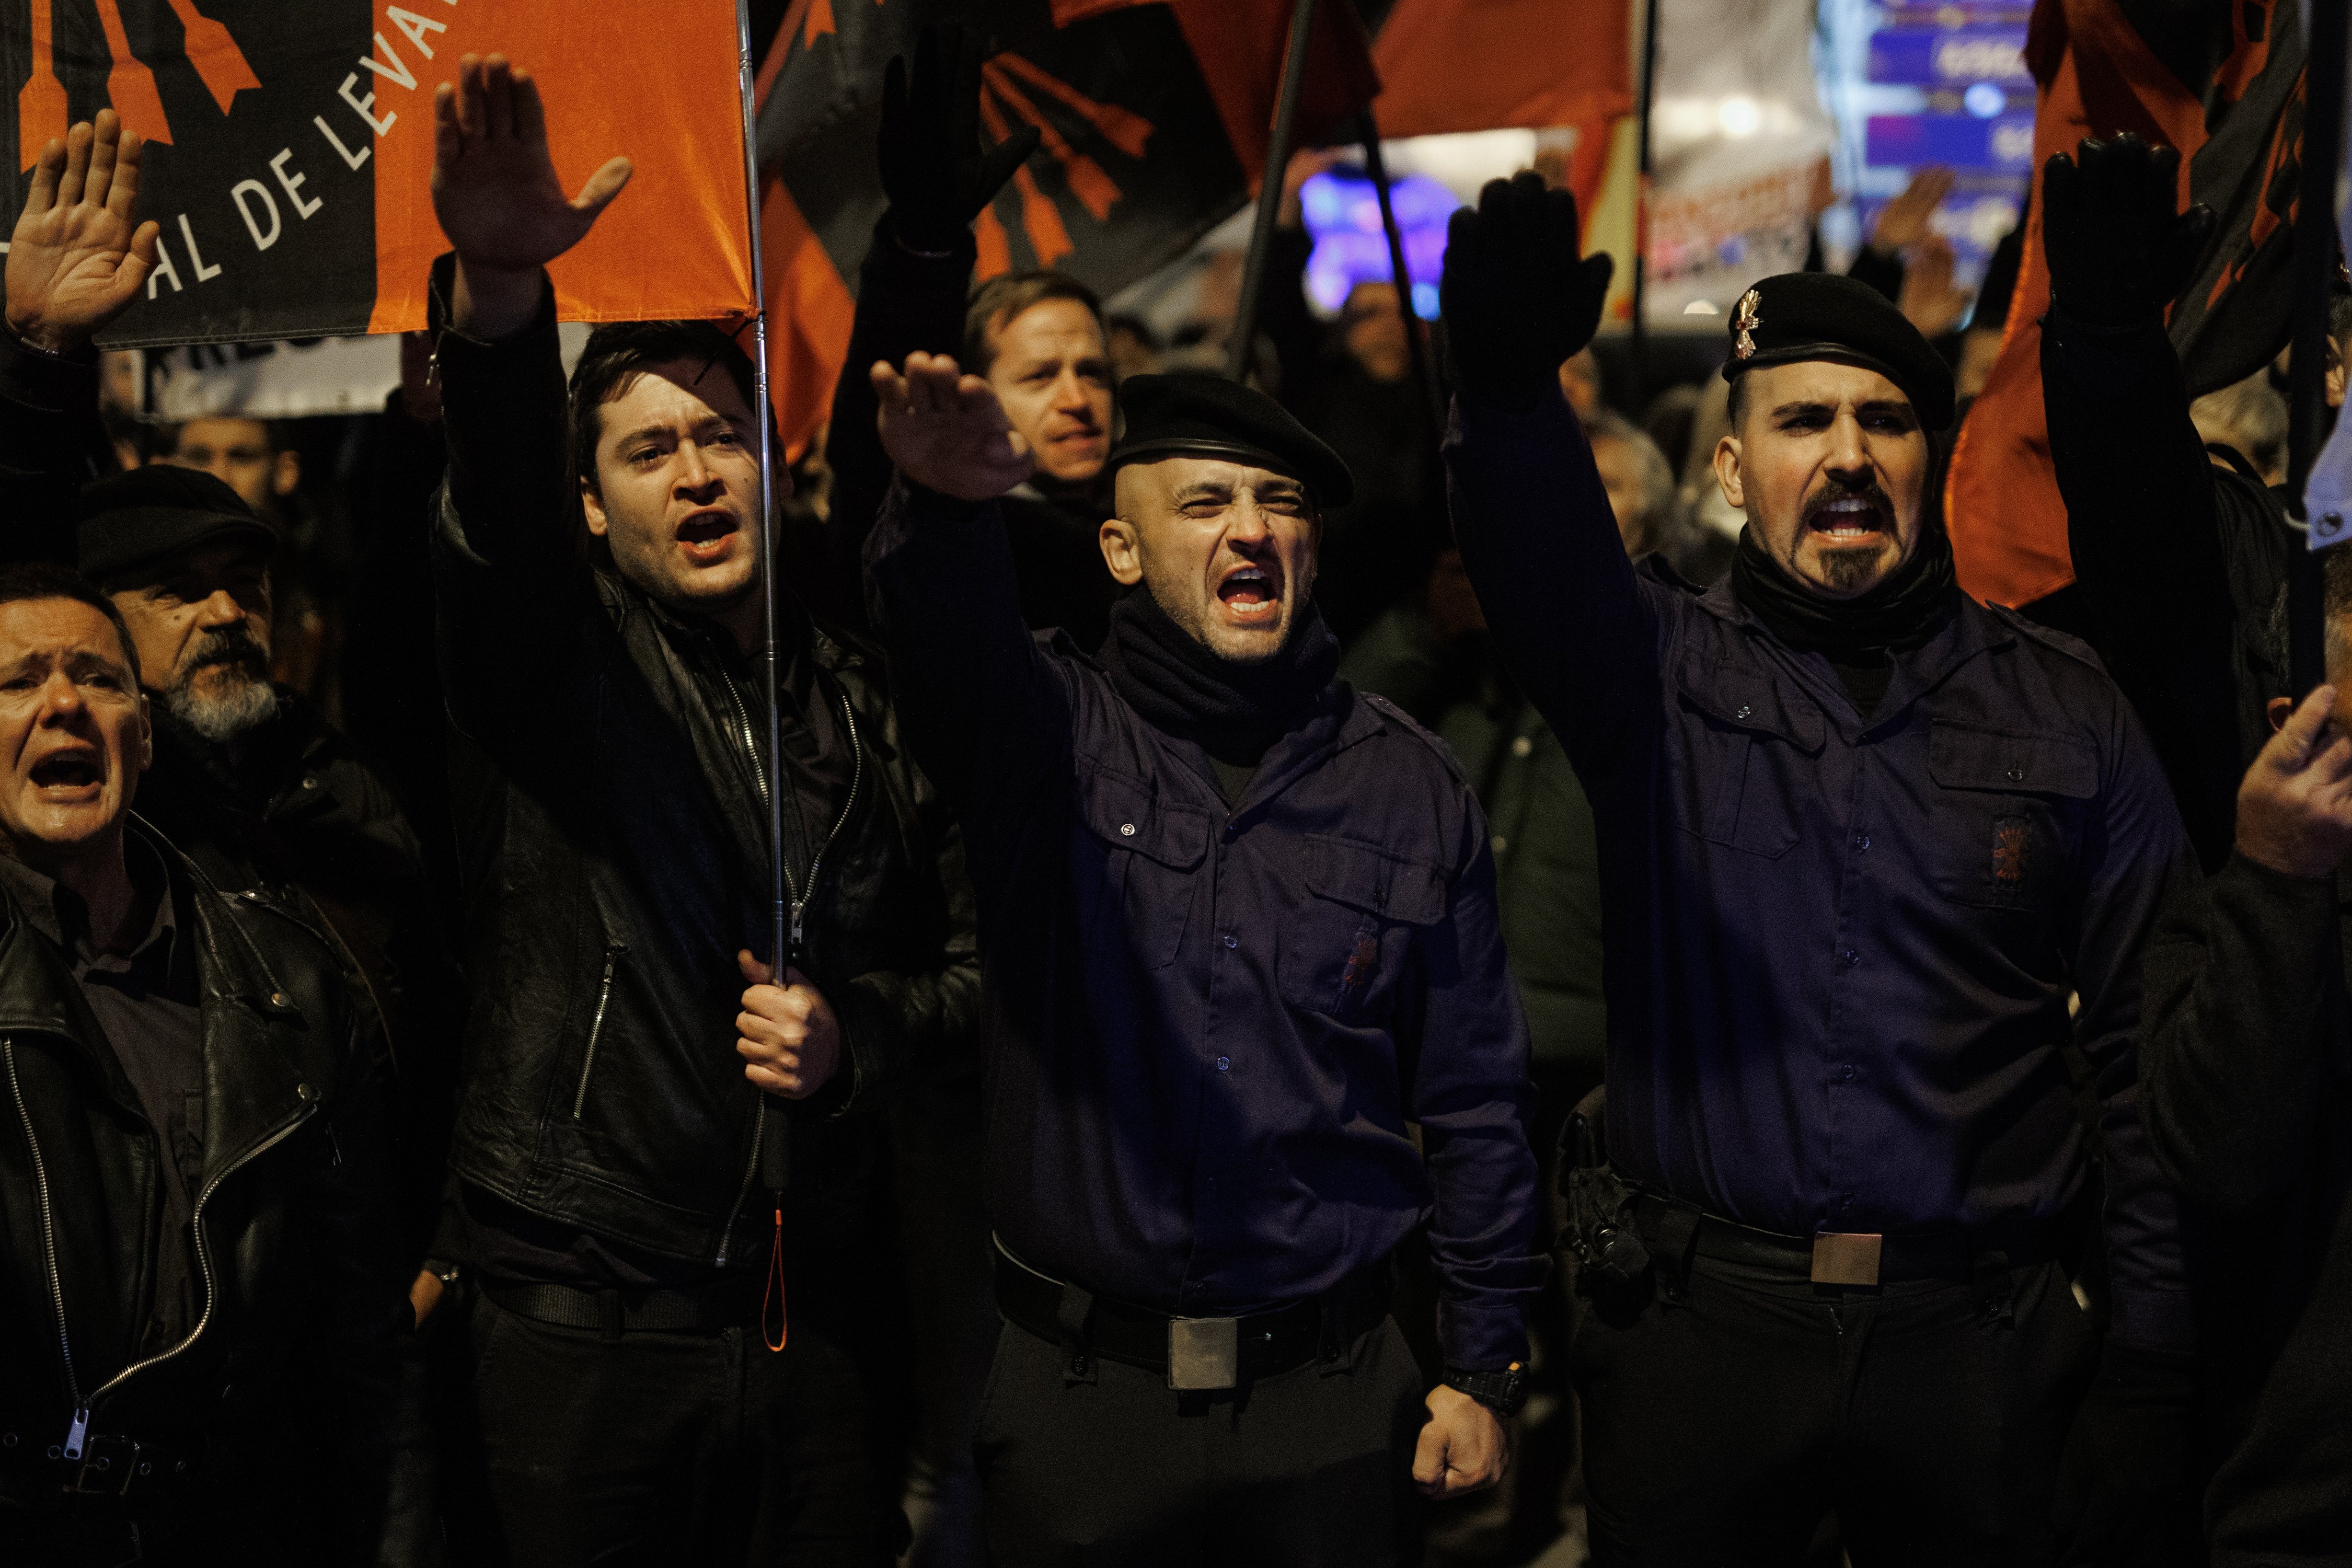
1,110,159,561
862,352,1071,803
820,28,1035,627
1438,175,1656,769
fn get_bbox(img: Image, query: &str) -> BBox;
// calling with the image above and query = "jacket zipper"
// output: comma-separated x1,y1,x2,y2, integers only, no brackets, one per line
712,670,864,1267
570,944,625,1120
8,1033,314,1454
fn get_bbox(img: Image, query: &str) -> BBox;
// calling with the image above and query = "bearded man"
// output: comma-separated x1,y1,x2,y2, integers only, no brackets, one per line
1439,174,2198,1563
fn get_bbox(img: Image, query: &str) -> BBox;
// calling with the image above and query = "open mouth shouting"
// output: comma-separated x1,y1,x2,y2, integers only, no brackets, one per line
1216,560,1284,624
27,746,103,802
676,505,741,566
1806,489,1892,546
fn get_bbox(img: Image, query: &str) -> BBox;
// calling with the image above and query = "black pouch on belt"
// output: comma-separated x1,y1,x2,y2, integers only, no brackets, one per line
1558,1083,1650,1295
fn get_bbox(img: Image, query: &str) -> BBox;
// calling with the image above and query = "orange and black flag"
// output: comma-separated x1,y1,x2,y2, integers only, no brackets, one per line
2,0,755,348
752,0,1379,459
1946,0,2310,609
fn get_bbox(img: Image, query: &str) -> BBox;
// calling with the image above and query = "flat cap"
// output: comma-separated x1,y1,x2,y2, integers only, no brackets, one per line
1720,272,1956,433
1108,373,1354,508
76,466,277,585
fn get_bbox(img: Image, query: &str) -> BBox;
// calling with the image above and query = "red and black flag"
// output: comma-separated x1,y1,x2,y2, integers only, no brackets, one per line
2,0,755,348
1947,0,2312,609
752,0,1379,458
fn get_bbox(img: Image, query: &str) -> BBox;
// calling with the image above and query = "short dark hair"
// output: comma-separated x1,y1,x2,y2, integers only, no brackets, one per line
1726,371,1750,431
569,321,760,495
0,561,142,687
963,272,1108,375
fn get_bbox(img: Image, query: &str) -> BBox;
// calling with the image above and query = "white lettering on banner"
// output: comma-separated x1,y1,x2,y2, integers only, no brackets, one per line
339,73,395,137
179,215,222,282
231,180,281,251
270,149,323,220
316,114,371,170
146,236,183,296
360,33,418,93
386,7,448,58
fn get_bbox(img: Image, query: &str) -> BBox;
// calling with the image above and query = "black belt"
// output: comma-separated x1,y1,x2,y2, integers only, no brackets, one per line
1,1420,204,1507
482,1273,767,1339
993,1239,1392,1385
1629,1194,2057,1285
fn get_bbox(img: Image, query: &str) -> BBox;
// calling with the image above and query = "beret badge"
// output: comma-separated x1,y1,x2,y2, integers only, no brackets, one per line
1733,288,1762,359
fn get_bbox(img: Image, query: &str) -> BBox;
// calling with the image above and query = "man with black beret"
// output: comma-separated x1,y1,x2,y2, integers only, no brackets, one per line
863,353,1543,1562
1440,172,2197,1561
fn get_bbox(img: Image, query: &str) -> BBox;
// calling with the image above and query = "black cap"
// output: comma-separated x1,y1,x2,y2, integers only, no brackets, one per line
75,467,277,585
1720,272,1956,432
1107,373,1354,508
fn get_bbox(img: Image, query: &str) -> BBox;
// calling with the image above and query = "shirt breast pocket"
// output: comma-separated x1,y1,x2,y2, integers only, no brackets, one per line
1279,835,1448,1022
1667,665,1825,859
1926,721,2097,910
1074,767,1209,970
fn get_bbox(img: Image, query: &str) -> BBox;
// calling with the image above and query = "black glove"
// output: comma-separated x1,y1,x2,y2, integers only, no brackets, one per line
2051,1339,2197,1564
1438,171,1613,410
877,24,1042,256
2040,133,2215,330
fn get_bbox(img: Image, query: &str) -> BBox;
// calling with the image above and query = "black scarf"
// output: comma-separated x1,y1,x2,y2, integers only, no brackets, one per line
1728,524,1959,657
1101,589,1340,762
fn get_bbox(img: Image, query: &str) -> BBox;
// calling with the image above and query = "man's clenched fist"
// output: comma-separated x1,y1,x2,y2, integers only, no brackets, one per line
2238,685,2352,880
735,950,844,1099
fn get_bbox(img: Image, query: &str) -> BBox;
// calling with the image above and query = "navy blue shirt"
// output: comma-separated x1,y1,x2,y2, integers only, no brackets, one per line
1447,391,2194,1351
868,483,1544,1369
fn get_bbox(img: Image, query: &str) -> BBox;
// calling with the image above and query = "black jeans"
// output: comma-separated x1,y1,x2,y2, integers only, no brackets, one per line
974,1315,1429,1567
1573,1252,2100,1566
462,1293,890,1567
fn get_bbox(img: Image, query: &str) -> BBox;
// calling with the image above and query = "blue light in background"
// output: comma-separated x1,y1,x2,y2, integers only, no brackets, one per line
1298,166,1462,318
1963,81,2007,118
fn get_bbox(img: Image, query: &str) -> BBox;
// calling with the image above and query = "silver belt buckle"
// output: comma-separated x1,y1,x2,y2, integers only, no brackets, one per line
1167,1316,1239,1390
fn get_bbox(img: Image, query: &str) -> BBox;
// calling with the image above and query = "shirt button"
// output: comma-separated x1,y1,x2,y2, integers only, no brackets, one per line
1222,933,1238,949
1840,1065,1855,1080
1853,835,1870,850
1215,1055,1231,1071
1120,823,1135,837
1839,950,1858,967
1491,834,1508,852
1511,735,1533,757
2007,764,2024,782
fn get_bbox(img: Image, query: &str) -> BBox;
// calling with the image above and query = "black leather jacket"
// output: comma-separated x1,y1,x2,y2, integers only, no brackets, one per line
0,826,405,1558
432,271,981,1272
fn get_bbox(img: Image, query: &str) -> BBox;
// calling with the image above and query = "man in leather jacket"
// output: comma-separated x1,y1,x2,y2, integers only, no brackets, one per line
425,57,977,1564
0,561,406,1565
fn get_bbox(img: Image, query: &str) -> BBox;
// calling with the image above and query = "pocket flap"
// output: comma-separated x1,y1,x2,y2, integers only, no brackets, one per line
1078,766,1210,869
1928,721,2098,798
1674,657,1826,752
1300,835,1448,925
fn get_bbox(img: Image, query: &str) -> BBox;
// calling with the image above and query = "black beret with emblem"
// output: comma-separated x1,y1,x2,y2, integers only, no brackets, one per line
1720,271,1956,433
1108,372,1354,508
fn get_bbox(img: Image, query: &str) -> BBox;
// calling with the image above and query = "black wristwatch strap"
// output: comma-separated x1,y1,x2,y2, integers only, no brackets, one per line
1442,1362,1529,1417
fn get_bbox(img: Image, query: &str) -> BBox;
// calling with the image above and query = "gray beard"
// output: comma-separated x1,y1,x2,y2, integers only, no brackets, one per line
164,672,279,743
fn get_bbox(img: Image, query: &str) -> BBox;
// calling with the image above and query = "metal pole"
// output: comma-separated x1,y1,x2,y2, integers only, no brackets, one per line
1630,0,1658,409
1359,115,1440,439
2288,0,2349,695
1227,0,1319,382
734,0,787,976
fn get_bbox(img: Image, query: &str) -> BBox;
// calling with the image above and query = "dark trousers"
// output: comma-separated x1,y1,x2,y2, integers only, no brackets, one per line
1574,1252,2099,1566
974,1314,1428,1567
462,1293,889,1567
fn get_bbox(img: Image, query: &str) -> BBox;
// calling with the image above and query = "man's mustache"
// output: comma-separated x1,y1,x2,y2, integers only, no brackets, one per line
177,627,269,679
1803,480,1895,521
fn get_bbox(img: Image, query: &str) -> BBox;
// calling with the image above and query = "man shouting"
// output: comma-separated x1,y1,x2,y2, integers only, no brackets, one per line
864,358,1543,1564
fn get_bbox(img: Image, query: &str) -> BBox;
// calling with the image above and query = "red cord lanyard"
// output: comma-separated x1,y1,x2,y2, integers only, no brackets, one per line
762,1204,787,1352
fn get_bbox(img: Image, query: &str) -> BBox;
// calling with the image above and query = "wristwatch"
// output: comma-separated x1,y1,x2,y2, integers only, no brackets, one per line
1442,1362,1529,1418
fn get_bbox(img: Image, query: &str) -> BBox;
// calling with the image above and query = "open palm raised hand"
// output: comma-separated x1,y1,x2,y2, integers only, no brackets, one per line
871,352,1035,502
6,110,161,354
431,54,631,277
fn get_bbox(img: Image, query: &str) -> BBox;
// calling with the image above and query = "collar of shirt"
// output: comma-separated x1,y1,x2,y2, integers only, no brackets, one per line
0,834,190,1000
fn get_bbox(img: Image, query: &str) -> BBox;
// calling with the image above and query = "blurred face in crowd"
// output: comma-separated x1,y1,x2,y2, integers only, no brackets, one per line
1590,435,1650,554
0,598,149,868
157,418,299,520
1713,359,1928,599
581,358,771,627
1341,282,1410,384
1559,350,1602,417
108,541,279,743
1102,456,1321,665
984,300,1113,485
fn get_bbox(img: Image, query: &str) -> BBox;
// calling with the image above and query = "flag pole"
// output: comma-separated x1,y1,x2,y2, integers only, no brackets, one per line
1228,0,1319,382
2287,0,2349,695
1359,112,1442,442
1629,0,1658,409
733,0,788,979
